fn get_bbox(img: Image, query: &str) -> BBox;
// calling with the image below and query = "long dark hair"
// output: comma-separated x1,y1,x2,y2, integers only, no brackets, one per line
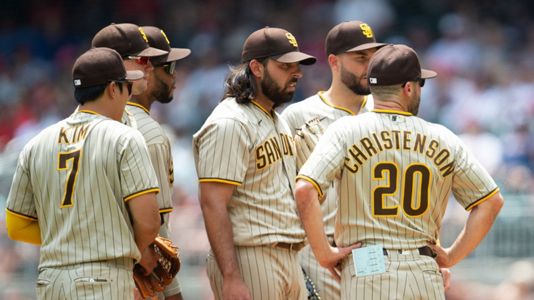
222,58,268,104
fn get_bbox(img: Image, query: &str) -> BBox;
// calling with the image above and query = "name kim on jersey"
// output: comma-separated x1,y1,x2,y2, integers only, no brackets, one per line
256,133,294,169
344,130,454,176
58,124,89,145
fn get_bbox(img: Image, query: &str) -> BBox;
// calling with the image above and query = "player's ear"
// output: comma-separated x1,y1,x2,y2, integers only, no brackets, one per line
327,54,339,71
249,59,264,78
402,81,414,96
107,81,119,99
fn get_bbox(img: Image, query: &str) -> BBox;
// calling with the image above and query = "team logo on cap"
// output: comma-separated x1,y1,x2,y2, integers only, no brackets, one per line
286,33,298,48
138,27,149,43
160,30,171,45
74,79,81,86
360,23,374,38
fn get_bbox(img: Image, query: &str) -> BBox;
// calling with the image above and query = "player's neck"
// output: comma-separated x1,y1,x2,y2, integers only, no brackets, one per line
325,84,366,114
253,95,274,114
79,100,121,121
128,95,152,112
373,99,406,112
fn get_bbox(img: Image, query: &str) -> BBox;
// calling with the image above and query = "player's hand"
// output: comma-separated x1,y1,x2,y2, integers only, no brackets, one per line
138,246,158,275
439,268,451,290
222,275,251,300
428,244,454,268
321,242,362,282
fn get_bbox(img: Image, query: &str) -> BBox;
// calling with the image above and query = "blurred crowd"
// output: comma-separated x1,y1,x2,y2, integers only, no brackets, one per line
1,0,534,298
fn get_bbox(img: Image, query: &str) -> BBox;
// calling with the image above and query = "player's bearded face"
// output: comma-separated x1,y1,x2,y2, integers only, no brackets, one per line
153,71,174,103
340,63,370,96
408,87,421,115
260,68,297,107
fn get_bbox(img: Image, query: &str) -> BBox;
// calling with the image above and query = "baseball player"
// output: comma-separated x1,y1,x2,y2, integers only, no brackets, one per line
91,25,180,299
295,44,504,299
281,20,384,299
91,23,168,97
193,27,334,300
5,47,162,299
125,25,191,300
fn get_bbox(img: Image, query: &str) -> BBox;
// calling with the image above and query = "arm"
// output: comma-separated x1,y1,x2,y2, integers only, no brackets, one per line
431,192,504,268
295,179,359,281
128,192,161,272
199,181,251,299
5,210,41,245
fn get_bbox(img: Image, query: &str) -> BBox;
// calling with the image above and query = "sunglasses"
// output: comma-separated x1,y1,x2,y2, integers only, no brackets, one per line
127,56,149,66
114,80,133,95
161,61,176,75
402,78,426,88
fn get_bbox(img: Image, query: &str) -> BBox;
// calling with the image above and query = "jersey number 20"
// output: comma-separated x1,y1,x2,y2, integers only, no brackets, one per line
58,150,81,207
372,162,430,217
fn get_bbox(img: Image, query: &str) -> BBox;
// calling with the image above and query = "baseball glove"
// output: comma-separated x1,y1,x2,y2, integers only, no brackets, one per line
133,236,181,299
294,117,326,170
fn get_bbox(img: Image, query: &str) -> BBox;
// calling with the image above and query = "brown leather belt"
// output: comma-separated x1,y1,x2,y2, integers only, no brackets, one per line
273,242,306,252
382,246,437,258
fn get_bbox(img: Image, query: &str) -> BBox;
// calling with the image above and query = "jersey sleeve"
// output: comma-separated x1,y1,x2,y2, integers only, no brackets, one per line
194,118,250,186
120,130,160,201
6,146,37,220
450,136,499,210
297,119,347,197
147,142,173,213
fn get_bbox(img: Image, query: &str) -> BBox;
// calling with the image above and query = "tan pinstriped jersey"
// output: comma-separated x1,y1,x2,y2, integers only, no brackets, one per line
281,92,373,237
282,91,373,136
298,109,499,249
6,110,160,268
193,98,305,246
124,103,174,215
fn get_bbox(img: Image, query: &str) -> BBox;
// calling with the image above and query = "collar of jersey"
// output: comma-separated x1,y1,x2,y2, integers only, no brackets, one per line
127,101,150,114
79,109,100,115
251,100,273,118
318,91,367,116
372,109,413,116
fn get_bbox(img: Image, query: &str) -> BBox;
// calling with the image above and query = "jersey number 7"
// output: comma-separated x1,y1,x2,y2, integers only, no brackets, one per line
58,150,82,207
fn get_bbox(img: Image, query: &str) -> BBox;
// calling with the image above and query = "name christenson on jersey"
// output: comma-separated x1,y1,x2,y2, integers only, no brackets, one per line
58,124,89,145
344,130,455,176
256,133,294,169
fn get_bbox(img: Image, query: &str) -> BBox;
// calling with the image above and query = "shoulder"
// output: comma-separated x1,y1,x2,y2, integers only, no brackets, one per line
125,106,166,144
202,97,270,130
194,99,249,138
282,94,322,117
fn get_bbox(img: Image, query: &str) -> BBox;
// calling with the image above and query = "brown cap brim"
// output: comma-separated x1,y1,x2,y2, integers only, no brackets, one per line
166,48,191,62
346,42,387,53
136,46,168,57
125,70,145,81
274,51,317,65
421,68,437,79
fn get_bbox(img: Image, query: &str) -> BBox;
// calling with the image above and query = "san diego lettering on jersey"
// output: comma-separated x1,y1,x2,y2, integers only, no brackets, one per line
344,130,454,176
256,133,294,169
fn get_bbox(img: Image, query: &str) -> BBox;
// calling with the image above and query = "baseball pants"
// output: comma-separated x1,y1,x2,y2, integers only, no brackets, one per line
299,244,340,300
207,244,307,300
36,258,134,300
340,248,445,300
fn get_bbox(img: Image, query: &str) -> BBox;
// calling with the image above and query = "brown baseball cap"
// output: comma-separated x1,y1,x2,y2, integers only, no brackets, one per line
141,26,191,66
368,44,437,86
72,47,144,88
326,21,385,55
91,23,168,58
241,27,316,65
